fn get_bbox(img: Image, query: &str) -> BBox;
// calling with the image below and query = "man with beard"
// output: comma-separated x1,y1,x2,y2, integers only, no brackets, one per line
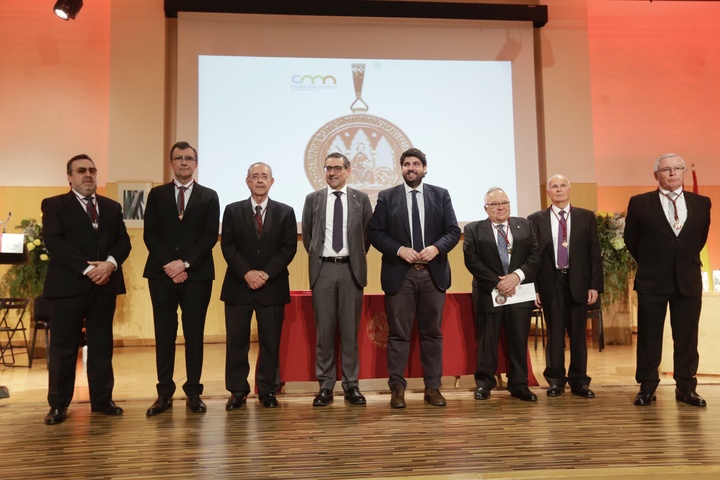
463,187,540,402
302,152,373,406
220,162,297,409
370,147,460,408
41,154,132,424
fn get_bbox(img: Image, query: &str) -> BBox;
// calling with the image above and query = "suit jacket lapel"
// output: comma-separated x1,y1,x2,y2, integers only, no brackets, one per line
396,186,411,241
262,199,275,234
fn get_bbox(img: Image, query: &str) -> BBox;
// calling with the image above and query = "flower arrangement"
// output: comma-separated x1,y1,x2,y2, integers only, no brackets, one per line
595,211,637,306
1,218,49,299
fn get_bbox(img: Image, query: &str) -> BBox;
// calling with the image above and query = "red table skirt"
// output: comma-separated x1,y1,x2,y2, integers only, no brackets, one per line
279,291,538,386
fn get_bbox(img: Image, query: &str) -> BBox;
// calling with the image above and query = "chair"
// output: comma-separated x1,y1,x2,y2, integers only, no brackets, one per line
587,296,604,352
29,296,51,368
0,297,31,367
532,308,545,350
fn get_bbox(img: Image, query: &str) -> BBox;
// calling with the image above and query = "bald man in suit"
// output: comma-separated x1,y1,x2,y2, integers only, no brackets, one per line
302,152,373,407
529,175,603,399
625,153,711,407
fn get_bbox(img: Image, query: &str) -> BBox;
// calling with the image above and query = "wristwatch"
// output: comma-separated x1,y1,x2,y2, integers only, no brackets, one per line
183,260,190,269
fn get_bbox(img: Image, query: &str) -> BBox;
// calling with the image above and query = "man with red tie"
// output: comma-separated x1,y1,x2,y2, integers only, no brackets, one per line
625,153,711,407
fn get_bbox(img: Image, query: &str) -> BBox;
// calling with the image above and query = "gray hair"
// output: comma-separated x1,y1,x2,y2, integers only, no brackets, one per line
653,153,685,172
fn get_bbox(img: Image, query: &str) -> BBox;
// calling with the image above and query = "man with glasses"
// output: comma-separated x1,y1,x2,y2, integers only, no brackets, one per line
529,175,603,399
143,141,220,415
463,187,540,402
625,153,711,407
302,152,373,406
220,163,297,409
370,148,460,408
41,154,132,424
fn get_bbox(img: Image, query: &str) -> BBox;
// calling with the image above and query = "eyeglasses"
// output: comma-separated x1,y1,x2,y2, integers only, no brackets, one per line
74,167,97,174
172,155,196,162
485,201,510,209
656,166,685,175
324,165,345,173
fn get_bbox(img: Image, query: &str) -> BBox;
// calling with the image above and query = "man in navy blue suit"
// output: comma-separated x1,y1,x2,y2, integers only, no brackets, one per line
370,148,460,408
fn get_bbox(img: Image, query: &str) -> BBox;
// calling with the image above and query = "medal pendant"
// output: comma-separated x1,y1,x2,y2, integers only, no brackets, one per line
92,221,99,230
495,294,507,305
178,213,183,221
507,247,513,254
562,241,568,249
304,63,412,204
674,222,682,230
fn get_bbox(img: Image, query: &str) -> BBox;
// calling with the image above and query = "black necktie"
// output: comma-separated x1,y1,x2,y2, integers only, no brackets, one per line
332,191,343,252
84,196,98,223
255,205,263,236
177,185,188,217
411,190,423,251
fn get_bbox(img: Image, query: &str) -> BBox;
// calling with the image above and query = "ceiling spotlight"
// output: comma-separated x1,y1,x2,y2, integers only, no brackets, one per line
53,0,83,21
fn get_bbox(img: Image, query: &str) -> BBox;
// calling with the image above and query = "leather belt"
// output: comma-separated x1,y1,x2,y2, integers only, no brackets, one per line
412,263,429,269
320,256,350,264
556,268,569,274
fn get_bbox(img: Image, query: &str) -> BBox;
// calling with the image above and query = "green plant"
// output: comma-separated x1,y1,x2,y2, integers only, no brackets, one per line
595,211,637,306
1,218,49,299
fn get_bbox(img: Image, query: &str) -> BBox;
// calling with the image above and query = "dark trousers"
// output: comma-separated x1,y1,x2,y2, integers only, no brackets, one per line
475,305,532,394
225,301,284,398
636,292,701,393
47,290,116,407
385,267,445,390
543,271,590,389
311,262,363,392
148,278,213,397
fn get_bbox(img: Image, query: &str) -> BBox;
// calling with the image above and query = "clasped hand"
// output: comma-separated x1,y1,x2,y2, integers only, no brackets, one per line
496,273,520,297
244,270,268,290
398,245,440,264
163,259,188,284
87,261,115,285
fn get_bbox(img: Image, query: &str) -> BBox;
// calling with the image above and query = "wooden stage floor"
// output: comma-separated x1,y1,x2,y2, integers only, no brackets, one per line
2,340,720,479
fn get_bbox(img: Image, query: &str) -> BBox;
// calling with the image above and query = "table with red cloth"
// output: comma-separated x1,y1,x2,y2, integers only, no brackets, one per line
279,291,538,386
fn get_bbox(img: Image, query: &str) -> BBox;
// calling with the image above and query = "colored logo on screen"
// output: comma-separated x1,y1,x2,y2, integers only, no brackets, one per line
291,74,337,90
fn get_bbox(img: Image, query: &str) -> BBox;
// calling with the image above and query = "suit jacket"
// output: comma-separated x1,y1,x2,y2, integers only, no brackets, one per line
463,217,540,314
143,182,220,281
302,187,372,289
625,190,711,297
370,183,461,295
220,198,297,305
528,206,604,305
42,191,131,298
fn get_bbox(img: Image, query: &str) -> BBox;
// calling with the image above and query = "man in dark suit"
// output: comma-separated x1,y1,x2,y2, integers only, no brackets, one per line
41,154,132,425
625,153,711,407
302,152,373,407
143,141,220,415
463,187,540,402
221,162,297,409
528,175,603,398
370,148,460,408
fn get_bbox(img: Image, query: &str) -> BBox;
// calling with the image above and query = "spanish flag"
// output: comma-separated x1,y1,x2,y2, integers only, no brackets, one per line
692,164,712,276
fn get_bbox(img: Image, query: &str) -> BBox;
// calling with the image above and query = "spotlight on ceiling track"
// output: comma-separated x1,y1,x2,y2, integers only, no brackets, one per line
53,0,83,21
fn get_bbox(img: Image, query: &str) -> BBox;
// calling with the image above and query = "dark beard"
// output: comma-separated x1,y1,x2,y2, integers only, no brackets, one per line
403,172,424,189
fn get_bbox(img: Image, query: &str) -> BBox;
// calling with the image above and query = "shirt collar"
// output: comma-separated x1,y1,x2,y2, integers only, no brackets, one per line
404,183,423,195
327,185,348,196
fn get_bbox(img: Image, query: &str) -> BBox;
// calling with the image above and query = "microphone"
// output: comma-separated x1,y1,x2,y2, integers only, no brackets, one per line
1,211,9,233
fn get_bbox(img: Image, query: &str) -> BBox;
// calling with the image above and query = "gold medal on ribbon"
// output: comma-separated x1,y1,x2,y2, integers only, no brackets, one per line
304,63,412,201
562,241,568,249
674,222,682,230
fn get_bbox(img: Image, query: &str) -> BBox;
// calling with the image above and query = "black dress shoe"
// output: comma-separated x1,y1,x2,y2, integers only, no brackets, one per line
390,385,406,409
511,389,538,402
570,385,595,398
186,394,207,413
226,392,247,410
547,385,564,397
260,393,279,408
313,388,334,407
147,396,173,416
474,387,491,400
44,405,68,425
91,400,124,415
634,390,656,406
675,388,707,407
344,386,366,405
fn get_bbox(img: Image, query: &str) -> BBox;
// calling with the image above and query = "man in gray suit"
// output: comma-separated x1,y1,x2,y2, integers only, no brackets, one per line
302,152,373,406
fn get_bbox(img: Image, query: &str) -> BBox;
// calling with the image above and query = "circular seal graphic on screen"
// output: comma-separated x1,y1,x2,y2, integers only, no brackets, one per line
367,312,389,348
495,294,507,305
305,64,411,201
